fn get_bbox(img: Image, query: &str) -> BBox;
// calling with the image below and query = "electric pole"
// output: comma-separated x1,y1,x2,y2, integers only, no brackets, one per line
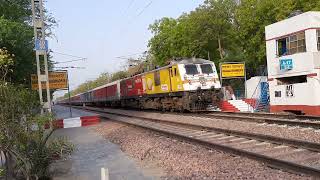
31,0,52,113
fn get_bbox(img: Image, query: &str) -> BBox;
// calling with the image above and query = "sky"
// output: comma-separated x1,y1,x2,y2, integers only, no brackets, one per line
47,0,204,98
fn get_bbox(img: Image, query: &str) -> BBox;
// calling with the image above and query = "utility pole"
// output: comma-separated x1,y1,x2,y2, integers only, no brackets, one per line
31,0,51,113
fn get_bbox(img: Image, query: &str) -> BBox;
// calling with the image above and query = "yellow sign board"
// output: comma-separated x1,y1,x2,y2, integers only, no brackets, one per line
31,72,68,90
221,63,245,78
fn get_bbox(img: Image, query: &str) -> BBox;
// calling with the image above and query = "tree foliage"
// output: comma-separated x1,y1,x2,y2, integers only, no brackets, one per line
0,0,56,86
0,1,73,179
149,0,238,67
0,48,14,82
0,16,35,85
0,82,74,179
148,0,320,77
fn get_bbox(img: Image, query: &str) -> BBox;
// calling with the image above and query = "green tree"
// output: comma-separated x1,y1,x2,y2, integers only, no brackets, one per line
0,0,56,86
0,0,32,23
0,48,14,81
148,0,238,67
0,17,35,84
148,17,179,65
111,71,129,82
235,0,320,76
0,82,74,179
149,0,320,77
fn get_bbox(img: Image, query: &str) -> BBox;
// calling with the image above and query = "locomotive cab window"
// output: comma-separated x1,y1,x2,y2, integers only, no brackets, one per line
154,71,160,86
174,68,178,76
170,69,173,77
200,64,213,74
185,64,198,75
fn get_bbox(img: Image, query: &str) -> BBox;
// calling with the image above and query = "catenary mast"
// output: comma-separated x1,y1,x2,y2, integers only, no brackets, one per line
31,0,51,113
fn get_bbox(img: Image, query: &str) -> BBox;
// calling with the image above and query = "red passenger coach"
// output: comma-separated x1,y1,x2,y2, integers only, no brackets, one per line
120,75,144,98
106,84,117,98
92,86,107,102
90,81,120,106
70,94,81,105
106,81,120,101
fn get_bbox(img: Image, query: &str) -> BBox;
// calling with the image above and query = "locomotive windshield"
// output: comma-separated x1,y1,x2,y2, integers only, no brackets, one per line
200,64,213,74
185,64,198,75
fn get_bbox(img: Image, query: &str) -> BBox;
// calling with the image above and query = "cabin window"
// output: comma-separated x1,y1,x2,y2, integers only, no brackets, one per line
277,38,287,56
288,32,306,54
154,71,160,86
275,91,281,97
200,64,213,74
185,64,198,75
317,30,320,51
276,75,307,85
277,32,306,56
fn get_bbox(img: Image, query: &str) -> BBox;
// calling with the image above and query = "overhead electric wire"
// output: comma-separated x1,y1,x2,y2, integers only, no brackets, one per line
126,0,153,25
52,58,86,64
115,51,146,59
136,0,153,18
51,51,86,59
122,0,135,16
54,66,86,69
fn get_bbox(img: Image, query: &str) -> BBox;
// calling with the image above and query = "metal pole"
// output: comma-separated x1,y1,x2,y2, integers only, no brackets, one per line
31,0,51,113
66,71,72,117
39,0,51,112
44,54,51,112
35,53,44,114
31,1,44,113
244,62,247,98
219,63,223,87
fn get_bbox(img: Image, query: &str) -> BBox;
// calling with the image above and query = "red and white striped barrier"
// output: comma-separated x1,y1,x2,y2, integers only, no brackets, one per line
50,115,100,129
220,99,255,112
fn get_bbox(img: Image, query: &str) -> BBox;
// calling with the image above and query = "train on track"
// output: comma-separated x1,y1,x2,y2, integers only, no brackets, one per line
59,58,222,111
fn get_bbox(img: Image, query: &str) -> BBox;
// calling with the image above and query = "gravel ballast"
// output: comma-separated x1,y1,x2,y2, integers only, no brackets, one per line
98,108,320,144
92,121,312,179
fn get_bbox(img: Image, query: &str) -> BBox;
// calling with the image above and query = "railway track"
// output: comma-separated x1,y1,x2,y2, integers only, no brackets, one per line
71,106,320,177
192,111,320,130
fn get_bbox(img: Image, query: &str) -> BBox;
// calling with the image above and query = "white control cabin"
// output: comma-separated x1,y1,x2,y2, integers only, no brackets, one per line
265,11,320,115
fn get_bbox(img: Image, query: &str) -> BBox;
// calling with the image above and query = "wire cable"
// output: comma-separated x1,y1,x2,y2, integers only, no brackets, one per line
126,0,153,25
52,58,86,64
122,0,135,16
51,51,86,59
115,51,146,59
54,66,86,69
136,0,153,17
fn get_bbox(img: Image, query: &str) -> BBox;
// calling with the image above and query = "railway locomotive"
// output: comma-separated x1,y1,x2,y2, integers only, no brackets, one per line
61,58,222,111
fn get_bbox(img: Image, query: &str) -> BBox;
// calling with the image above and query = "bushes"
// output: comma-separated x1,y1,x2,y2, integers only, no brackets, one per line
0,82,74,179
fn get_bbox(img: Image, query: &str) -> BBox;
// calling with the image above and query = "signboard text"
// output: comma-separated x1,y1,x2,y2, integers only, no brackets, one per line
31,72,68,90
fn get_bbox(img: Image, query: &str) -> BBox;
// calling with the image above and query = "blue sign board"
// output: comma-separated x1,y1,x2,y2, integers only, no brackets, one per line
280,59,293,71
35,39,48,51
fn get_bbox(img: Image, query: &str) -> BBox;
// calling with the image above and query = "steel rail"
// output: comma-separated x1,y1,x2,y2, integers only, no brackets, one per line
198,110,320,121
78,106,320,152
71,105,320,177
192,113,320,129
